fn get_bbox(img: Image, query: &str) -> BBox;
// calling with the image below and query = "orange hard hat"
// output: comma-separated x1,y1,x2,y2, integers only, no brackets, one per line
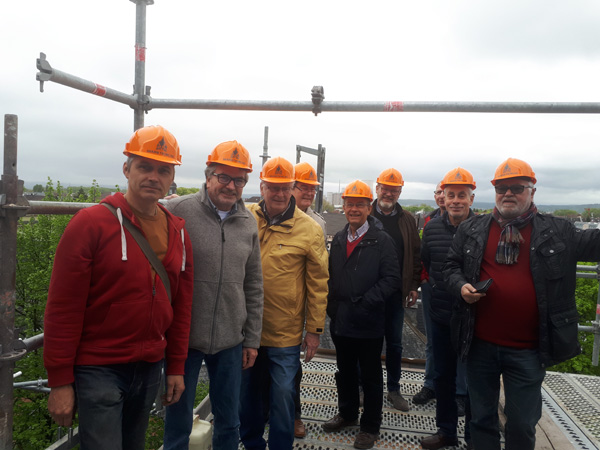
342,180,373,201
377,168,404,187
260,156,295,183
491,158,536,185
206,140,252,172
440,167,476,190
294,162,320,185
124,125,182,165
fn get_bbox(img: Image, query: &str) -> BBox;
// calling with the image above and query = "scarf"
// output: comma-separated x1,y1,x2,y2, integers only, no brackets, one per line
492,203,537,264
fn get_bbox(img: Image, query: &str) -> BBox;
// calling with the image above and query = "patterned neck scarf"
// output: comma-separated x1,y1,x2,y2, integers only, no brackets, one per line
492,203,537,264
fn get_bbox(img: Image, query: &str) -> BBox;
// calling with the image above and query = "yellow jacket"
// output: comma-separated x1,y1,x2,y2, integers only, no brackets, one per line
248,202,329,347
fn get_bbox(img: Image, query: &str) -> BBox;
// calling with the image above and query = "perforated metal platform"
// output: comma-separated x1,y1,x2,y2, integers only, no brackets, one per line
287,357,600,450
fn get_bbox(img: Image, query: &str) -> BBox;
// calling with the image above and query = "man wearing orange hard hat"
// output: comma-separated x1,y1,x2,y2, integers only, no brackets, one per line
44,126,194,449
444,158,600,450
370,168,421,412
240,156,328,450
290,161,327,438
164,141,263,450
421,167,476,449
323,181,401,449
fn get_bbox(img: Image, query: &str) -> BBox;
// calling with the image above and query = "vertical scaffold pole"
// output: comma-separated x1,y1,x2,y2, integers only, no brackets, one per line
0,114,19,450
133,0,152,131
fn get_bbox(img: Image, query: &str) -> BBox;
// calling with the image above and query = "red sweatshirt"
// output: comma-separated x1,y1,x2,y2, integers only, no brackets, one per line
43,193,193,387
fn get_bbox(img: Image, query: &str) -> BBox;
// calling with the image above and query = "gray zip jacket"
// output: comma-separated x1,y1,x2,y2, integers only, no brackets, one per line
166,186,264,354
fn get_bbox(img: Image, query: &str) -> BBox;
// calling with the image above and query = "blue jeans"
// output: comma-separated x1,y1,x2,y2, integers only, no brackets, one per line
164,344,242,450
431,320,470,440
239,345,300,450
467,338,545,450
384,295,404,392
74,361,162,450
421,282,435,390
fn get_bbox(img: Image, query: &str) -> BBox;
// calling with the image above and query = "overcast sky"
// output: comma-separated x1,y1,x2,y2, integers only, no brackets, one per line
3,0,600,205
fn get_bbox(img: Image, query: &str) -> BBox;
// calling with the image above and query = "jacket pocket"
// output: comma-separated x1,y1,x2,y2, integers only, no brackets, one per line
538,241,566,280
549,309,580,361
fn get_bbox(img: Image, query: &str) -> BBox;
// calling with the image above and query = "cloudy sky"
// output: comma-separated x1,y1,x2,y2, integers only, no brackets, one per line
3,0,600,205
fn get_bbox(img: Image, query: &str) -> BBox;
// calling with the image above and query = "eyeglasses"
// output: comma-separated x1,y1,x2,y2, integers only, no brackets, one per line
494,184,533,195
294,184,317,194
434,190,443,195
212,173,247,188
265,185,292,193
380,187,401,195
345,202,370,209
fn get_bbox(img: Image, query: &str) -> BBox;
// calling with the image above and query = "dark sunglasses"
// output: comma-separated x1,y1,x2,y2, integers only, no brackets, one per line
494,184,533,195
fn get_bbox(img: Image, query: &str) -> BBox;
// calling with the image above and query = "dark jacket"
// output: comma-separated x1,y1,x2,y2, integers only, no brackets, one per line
421,210,474,324
371,201,421,299
443,213,600,367
327,216,402,339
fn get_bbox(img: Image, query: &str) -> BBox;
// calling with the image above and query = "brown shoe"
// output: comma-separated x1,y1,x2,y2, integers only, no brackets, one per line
322,414,358,432
354,431,379,449
420,432,458,449
387,390,409,411
294,419,306,438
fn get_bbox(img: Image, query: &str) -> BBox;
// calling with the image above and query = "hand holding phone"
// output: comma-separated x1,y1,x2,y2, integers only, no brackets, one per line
473,278,493,293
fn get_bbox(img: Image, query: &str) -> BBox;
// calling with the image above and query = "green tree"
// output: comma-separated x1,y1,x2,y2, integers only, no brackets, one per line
32,184,43,193
553,209,579,218
176,187,200,196
582,208,600,222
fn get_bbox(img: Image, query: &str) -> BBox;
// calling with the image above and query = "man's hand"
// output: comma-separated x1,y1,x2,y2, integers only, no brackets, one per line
302,332,320,362
461,283,486,304
405,290,419,308
48,384,76,427
242,347,258,370
162,375,185,406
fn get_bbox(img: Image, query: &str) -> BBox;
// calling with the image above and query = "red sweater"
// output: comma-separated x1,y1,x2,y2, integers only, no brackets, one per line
43,193,194,387
475,221,538,348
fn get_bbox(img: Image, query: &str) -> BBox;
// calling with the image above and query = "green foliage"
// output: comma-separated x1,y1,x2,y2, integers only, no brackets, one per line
32,184,43,193
176,187,200,196
553,209,579,218
404,204,434,215
549,262,600,376
582,208,600,222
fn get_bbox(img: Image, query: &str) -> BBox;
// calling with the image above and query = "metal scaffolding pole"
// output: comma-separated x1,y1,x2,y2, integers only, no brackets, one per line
0,115,19,450
36,54,600,116
132,0,153,131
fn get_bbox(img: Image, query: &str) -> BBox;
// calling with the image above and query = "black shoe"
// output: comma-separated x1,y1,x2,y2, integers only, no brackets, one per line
322,414,358,432
354,431,379,449
413,386,435,405
420,432,458,450
456,395,466,417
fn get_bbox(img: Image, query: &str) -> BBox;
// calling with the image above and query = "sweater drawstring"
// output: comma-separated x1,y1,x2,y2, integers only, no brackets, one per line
116,207,127,261
180,228,186,271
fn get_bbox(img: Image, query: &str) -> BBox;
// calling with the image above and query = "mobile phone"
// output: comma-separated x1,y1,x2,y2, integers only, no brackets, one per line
473,278,493,293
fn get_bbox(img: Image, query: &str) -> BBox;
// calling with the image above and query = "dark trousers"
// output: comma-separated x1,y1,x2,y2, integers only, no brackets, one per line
74,361,162,450
431,320,471,441
332,333,384,434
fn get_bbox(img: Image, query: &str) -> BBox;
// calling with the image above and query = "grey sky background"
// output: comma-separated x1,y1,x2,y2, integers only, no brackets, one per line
3,0,600,205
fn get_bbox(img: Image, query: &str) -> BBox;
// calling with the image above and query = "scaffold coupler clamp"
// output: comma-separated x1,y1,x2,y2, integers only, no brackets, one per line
36,52,53,93
311,86,325,116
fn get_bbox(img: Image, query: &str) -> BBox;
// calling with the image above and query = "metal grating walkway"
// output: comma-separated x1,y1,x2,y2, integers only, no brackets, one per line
285,357,600,450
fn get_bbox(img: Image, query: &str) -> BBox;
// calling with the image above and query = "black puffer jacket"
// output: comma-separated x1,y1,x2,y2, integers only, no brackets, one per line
443,213,600,367
421,211,474,324
327,216,402,339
